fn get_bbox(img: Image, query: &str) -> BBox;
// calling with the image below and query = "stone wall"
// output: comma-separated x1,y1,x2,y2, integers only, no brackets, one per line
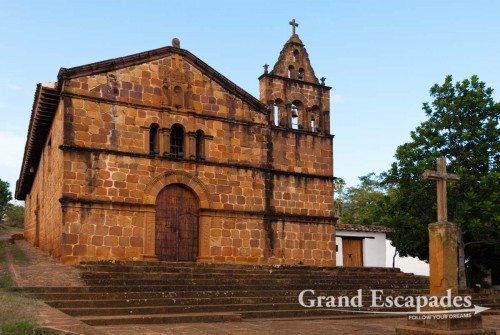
24,102,65,257
24,49,335,266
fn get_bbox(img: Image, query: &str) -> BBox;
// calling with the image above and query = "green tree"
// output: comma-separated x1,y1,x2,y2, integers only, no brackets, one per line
334,178,347,220
383,75,500,286
4,204,24,227
0,179,12,222
341,173,386,225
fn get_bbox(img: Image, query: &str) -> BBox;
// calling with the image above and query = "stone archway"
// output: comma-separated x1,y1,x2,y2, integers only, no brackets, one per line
155,184,199,261
142,171,212,262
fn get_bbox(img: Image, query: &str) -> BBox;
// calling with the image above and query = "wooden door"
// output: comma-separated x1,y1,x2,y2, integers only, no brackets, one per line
155,184,199,261
342,238,363,267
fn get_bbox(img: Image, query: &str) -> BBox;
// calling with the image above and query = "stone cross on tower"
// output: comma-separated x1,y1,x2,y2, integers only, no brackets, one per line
289,19,299,35
423,157,460,223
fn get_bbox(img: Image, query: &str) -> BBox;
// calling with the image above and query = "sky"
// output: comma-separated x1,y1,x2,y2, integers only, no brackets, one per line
1,0,499,199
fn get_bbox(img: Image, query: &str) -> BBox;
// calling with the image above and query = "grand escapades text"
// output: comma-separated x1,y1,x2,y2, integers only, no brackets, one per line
298,289,472,312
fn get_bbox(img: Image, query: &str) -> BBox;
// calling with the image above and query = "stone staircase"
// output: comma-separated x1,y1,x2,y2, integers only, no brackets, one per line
21,261,436,325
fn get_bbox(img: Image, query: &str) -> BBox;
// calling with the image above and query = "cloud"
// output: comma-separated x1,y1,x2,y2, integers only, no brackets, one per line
332,94,344,103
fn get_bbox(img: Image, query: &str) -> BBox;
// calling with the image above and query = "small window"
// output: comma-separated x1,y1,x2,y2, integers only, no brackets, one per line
291,104,299,129
196,130,205,160
273,104,279,126
288,65,294,78
311,106,320,132
274,99,284,127
170,124,184,158
291,100,303,130
293,50,299,62
298,68,304,81
149,123,160,155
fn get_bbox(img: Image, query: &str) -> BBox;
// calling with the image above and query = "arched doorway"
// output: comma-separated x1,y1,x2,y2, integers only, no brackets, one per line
155,184,199,261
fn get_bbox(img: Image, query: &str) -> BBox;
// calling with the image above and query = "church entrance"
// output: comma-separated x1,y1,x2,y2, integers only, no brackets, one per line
155,184,199,261
342,238,363,267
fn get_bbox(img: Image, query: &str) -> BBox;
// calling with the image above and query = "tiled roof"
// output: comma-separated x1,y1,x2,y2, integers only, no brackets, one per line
15,83,59,200
336,224,393,233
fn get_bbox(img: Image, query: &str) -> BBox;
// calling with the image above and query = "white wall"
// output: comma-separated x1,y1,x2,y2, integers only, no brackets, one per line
336,231,386,267
385,240,429,276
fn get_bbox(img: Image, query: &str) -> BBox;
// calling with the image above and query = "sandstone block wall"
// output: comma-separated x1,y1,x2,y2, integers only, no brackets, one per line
25,103,65,257
24,48,335,266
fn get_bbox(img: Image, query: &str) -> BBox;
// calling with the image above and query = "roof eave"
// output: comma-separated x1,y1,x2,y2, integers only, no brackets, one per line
15,84,60,200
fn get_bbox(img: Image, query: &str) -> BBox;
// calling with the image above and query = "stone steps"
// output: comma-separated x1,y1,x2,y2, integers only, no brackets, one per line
79,271,413,280
23,261,431,325
61,302,419,317
45,292,434,309
28,288,428,301
78,260,404,272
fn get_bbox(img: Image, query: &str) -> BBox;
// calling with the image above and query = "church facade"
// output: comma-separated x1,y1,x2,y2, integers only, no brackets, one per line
16,23,336,265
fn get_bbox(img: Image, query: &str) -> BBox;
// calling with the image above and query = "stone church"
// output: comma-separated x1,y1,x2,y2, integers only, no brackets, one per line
16,21,336,265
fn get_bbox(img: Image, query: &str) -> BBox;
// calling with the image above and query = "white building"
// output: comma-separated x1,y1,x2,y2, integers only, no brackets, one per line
335,224,392,267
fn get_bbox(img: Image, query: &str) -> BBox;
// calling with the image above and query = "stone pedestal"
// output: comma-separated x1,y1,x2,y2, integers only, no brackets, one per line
396,221,496,335
429,221,458,296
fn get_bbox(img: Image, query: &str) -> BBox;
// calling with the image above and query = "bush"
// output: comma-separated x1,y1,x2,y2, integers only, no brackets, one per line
0,319,34,335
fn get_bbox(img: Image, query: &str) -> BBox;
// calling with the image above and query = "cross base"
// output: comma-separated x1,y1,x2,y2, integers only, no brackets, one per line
429,221,459,295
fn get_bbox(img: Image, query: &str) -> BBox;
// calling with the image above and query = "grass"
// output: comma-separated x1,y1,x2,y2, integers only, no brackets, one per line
10,243,30,266
0,319,36,335
0,240,41,335
0,241,13,291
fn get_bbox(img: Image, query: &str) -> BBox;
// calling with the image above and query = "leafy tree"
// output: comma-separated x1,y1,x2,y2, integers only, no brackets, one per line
382,75,500,286
334,178,347,220
4,203,25,227
340,173,386,225
0,179,12,222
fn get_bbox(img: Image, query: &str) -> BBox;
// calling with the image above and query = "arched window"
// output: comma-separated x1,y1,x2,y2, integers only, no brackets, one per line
149,123,160,155
298,68,304,81
293,50,299,62
311,105,320,132
173,86,183,107
170,124,184,158
288,65,294,79
274,98,284,126
196,130,205,160
291,100,303,130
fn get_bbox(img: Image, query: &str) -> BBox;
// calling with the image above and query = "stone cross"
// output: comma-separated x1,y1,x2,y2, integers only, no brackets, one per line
423,157,460,223
289,19,299,35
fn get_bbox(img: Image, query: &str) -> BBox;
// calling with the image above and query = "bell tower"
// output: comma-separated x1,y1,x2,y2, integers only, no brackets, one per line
259,19,331,134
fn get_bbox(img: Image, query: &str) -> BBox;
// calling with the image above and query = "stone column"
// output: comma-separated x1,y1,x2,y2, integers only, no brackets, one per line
187,132,197,160
305,107,312,131
161,128,171,156
197,212,212,262
285,104,292,128
142,208,158,261
429,222,458,295
267,100,275,125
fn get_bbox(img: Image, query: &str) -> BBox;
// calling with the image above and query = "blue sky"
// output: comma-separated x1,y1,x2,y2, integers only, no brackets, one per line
1,0,500,198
